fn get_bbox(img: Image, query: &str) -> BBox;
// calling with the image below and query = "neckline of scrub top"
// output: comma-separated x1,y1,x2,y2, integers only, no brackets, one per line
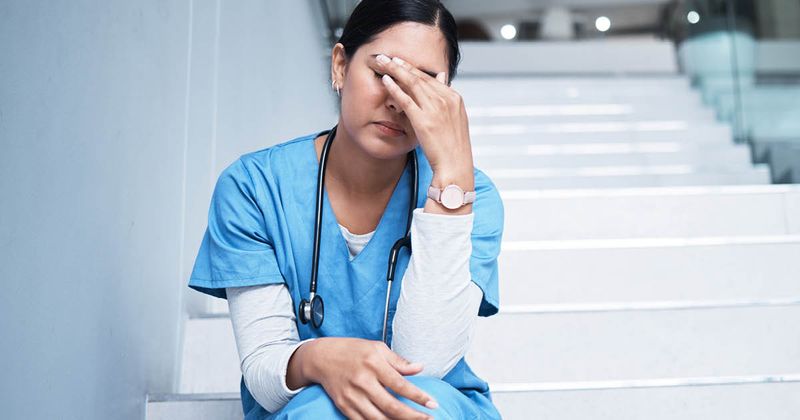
307,131,412,265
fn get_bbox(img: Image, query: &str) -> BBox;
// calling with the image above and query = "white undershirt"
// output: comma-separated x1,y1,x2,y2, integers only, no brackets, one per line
225,208,483,414
337,224,374,260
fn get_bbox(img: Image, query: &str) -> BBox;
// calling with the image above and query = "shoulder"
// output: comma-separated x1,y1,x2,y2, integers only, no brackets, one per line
211,130,321,211
239,131,318,175
218,130,321,189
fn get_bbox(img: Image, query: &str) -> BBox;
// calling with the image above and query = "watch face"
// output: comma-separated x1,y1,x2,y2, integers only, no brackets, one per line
440,185,463,209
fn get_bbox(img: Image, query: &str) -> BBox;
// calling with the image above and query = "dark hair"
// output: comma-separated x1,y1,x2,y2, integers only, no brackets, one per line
337,0,461,82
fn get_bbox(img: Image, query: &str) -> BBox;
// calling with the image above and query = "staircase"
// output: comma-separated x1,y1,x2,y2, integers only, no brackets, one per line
148,76,800,419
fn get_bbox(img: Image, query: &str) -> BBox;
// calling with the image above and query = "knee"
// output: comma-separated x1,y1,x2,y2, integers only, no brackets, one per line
274,377,471,419
395,375,470,419
405,375,454,397
272,384,346,419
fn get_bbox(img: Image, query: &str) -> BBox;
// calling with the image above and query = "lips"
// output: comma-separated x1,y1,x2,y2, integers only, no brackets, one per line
375,121,405,133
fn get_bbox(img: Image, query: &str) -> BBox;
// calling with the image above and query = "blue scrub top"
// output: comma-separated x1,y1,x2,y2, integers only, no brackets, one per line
188,129,504,419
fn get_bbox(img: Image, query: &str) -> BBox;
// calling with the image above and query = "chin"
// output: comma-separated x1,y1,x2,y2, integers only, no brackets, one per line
358,131,416,160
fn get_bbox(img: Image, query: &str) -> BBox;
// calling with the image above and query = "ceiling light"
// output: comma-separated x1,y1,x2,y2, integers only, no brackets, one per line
595,16,611,32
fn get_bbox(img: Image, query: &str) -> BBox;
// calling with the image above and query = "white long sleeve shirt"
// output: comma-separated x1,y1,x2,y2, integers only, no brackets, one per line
225,208,482,414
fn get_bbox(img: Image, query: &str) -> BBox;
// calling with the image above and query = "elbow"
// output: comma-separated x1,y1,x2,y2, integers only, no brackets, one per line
241,356,290,414
420,351,466,379
393,329,471,379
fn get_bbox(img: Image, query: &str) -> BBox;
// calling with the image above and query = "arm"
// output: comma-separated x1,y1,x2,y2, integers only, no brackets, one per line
390,207,483,378
227,284,437,419
226,284,316,413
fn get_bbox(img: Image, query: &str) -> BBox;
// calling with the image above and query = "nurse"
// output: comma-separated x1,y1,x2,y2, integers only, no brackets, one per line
188,0,504,419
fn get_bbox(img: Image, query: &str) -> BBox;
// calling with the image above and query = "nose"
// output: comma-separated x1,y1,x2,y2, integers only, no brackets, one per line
384,92,403,114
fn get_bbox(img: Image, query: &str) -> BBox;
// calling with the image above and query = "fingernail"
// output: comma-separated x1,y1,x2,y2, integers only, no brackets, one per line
426,400,439,409
392,56,405,65
376,54,390,64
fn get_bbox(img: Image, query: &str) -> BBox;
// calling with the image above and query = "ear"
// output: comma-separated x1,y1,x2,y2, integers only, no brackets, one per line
331,43,348,88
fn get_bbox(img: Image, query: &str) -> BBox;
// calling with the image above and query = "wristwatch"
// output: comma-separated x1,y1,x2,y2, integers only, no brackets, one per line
427,184,476,210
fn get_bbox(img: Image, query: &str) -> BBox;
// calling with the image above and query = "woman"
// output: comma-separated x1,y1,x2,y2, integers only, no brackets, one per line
188,1,504,418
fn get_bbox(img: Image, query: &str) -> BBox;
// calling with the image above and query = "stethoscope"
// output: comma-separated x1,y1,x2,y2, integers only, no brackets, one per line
299,124,419,344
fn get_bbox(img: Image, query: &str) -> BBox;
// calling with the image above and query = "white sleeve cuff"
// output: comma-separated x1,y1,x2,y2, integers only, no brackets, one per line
278,338,317,395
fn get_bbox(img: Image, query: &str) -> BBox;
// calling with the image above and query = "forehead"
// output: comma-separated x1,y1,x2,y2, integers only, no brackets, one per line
359,21,448,75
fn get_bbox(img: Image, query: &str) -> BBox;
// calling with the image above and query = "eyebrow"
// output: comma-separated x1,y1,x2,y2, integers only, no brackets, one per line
369,54,441,79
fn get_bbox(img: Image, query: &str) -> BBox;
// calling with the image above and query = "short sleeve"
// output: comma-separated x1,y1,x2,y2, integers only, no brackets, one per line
470,168,504,317
188,158,284,299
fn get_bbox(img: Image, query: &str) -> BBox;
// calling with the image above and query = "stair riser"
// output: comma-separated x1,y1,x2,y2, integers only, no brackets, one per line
491,382,800,420
476,147,752,170
471,127,733,144
146,382,800,420
469,109,716,124
492,170,770,190
468,306,800,383
147,399,241,420
180,318,241,394
502,189,800,240
179,306,800,395
499,241,800,305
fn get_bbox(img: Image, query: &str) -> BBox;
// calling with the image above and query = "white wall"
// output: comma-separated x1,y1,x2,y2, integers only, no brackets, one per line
0,1,336,419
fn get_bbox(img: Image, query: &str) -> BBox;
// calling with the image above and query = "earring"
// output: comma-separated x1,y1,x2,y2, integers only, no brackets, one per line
331,80,340,97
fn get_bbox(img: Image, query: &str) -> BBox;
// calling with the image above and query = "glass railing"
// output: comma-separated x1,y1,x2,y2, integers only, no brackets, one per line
669,0,800,182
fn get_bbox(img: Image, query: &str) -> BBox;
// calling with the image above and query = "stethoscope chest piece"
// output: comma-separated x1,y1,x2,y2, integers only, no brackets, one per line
299,293,324,329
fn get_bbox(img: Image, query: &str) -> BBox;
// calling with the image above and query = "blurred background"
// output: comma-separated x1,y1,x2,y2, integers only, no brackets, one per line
1,1,799,419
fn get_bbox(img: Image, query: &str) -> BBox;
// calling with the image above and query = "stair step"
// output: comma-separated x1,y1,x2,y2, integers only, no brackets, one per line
468,305,800,383
468,107,717,124
460,89,702,103
475,144,752,169
148,377,800,420
502,185,800,240
467,103,710,117
471,124,733,145
200,236,800,317
473,141,738,156
470,120,729,137
146,393,240,420
499,236,800,305
455,76,693,88
179,317,241,394
491,167,770,189
491,378,800,420
456,81,698,102
465,96,704,109
181,298,800,394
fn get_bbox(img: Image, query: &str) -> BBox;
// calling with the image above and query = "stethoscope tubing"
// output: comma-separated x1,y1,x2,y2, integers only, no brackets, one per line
303,124,418,344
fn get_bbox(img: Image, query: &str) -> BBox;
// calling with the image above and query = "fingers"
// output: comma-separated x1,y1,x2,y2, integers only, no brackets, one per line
386,55,450,91
373,54,438,108
367,383,433,420
350,395,391,420
381,74,423,121
379,364,439,411
386,350,424,376
335,342,436,420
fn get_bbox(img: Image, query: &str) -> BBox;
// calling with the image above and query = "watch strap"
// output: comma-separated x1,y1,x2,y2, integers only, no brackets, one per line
427,184,476,208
